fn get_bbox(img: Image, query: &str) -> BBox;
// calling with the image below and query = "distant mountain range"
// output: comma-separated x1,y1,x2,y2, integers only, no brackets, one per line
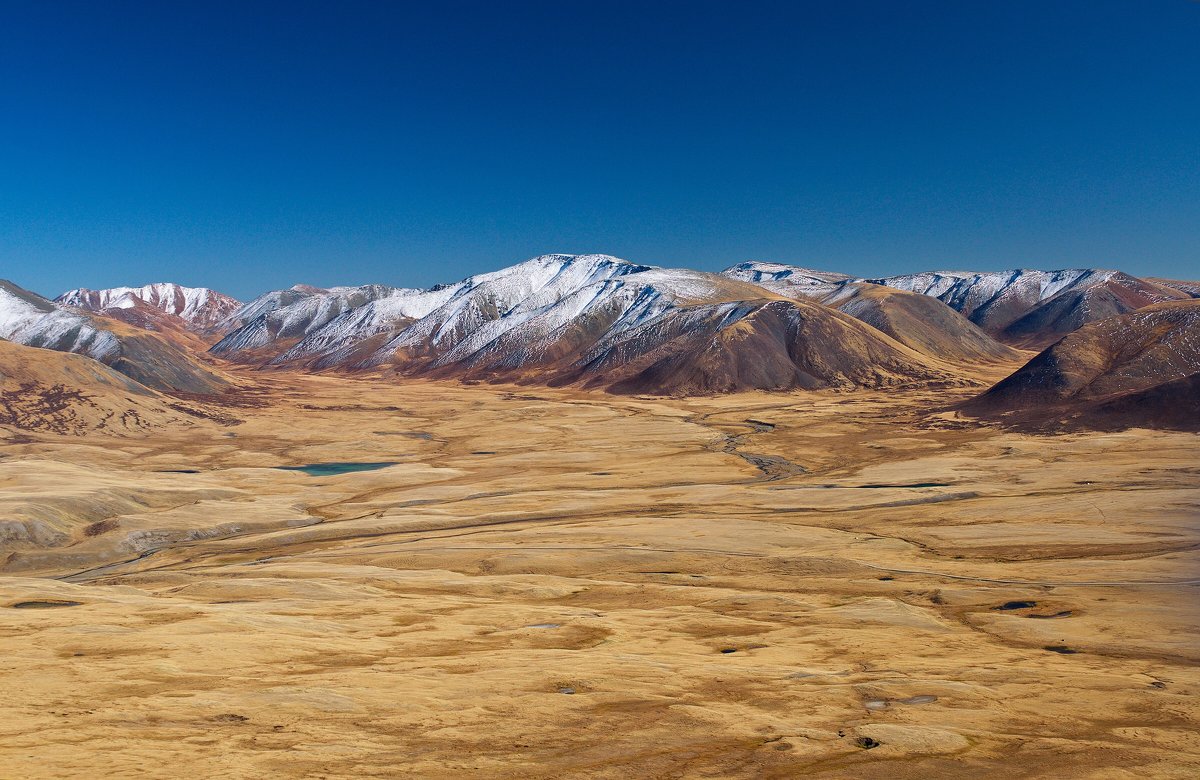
206,255,982,392
2,255,1196,431
860,269,1191,348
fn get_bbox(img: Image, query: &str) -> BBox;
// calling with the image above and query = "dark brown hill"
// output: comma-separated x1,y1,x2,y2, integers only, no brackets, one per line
961,300,1200,430
554,298,964,396
819,283,1024,364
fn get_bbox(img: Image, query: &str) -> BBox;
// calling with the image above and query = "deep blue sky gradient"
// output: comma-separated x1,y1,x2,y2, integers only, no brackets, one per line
2,0,1198,300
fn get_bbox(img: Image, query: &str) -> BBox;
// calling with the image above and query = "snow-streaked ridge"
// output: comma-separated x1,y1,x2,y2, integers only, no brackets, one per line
206,256,1190,381
721,261,853,301
860,268,1119,316
1,280,121,361
57,282,241,329
211,284,420,354
723,261,851,287
210,254,771,370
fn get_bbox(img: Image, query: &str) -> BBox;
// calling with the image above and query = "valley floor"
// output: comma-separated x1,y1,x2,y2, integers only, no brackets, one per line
1,375,1197,778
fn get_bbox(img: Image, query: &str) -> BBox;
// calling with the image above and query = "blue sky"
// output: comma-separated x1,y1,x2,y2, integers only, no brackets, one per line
1,0,1197,300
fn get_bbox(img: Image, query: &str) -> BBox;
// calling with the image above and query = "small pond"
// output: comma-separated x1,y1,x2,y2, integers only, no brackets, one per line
276,462,399,477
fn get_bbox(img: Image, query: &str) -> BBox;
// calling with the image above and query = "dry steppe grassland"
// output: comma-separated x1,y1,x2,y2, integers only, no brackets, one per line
1,370,1197,779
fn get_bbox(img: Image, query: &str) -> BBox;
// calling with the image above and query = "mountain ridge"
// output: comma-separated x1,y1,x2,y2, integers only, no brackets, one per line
1,279,231,395
722,262,1025,364
5,255,1194,414
57,282,241,332
861,268,1191,347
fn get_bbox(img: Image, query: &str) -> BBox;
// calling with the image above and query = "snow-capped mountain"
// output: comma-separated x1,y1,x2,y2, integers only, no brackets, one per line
215,255,650,364
204,254,972,393
211,283,428,356
57,282,240,331
863,269,1117,319
359,254,668,369
1,279,228,394
363,262,774,374
861,269,1190,347
216,254,775,373
217,284,327,331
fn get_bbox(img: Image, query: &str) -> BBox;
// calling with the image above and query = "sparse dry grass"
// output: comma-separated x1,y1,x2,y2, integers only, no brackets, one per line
1,372,1197,778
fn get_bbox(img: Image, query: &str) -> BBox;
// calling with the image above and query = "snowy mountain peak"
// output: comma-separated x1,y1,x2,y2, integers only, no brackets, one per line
452,254,654,296
723,261,851,287
57,282,241,330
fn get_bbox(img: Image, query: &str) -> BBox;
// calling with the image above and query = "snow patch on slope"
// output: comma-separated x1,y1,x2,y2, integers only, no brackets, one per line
1,280,120,361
